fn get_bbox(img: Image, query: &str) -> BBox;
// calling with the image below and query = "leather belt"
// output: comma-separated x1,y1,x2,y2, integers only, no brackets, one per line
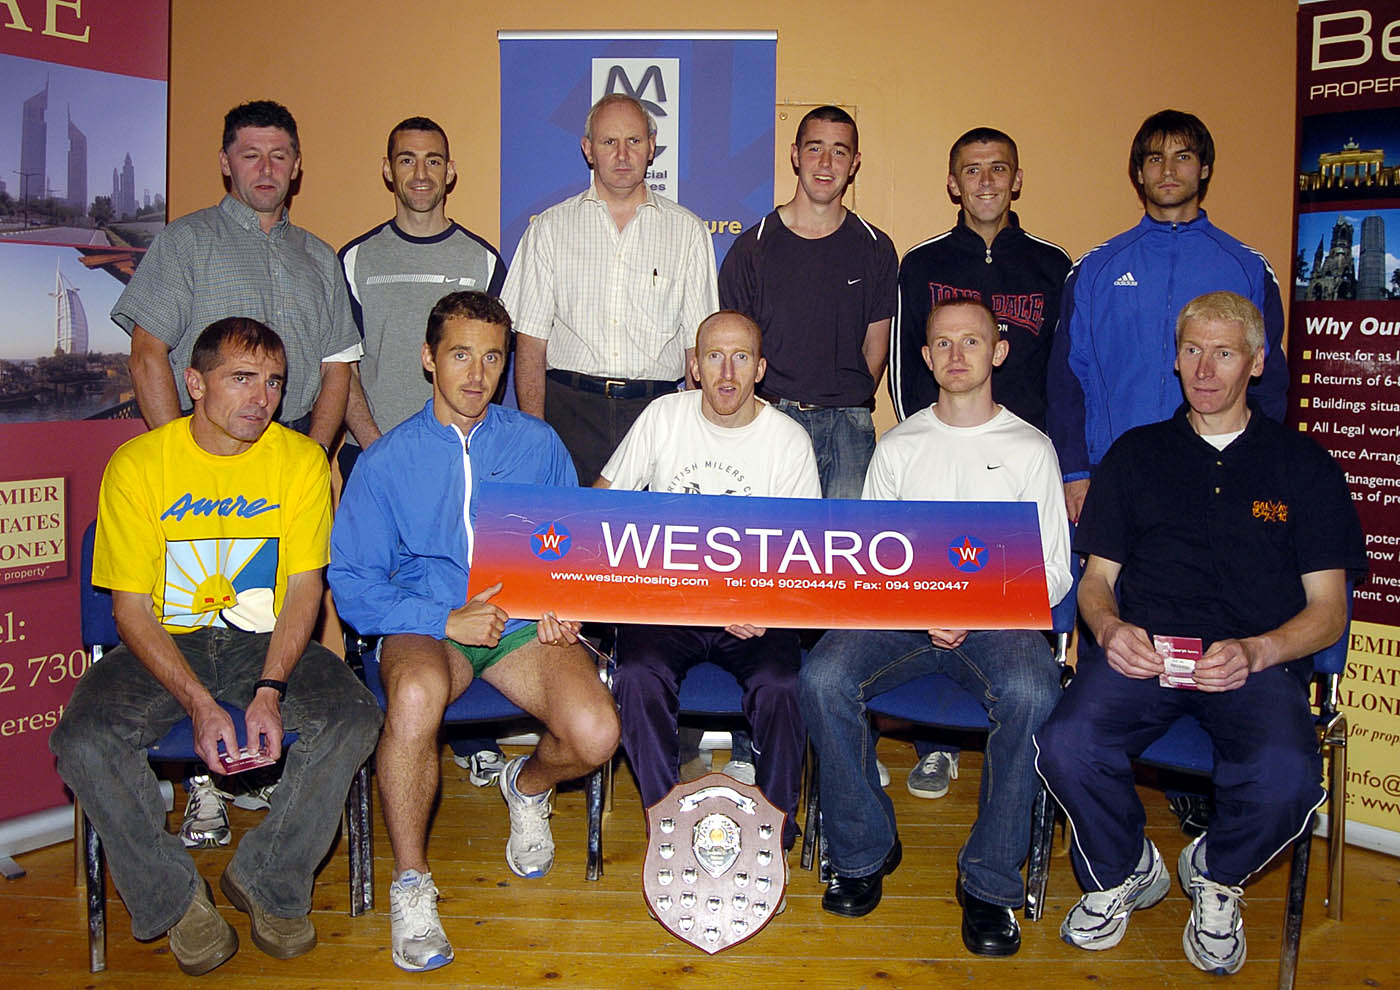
547,369,682,400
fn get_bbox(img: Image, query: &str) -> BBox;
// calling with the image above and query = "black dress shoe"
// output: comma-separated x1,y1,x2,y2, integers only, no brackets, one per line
958,881,1021,956
822,838,903,918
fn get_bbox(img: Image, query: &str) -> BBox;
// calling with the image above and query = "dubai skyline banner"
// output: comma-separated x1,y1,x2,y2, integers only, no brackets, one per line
467,484,1052,630
498,30,777,267
1291,0,1400,855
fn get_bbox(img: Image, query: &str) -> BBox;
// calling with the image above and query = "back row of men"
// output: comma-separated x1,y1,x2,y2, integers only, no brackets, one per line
112,97,1287,511
51,95,1362,978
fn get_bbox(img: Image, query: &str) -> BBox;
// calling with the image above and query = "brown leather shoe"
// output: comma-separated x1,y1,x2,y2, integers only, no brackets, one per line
168,878,238,975
219,867,317,959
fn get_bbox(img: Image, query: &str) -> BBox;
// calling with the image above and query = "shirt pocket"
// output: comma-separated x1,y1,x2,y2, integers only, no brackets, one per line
625,263,678,335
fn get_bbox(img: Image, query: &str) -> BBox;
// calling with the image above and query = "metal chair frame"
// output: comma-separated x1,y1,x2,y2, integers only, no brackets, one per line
75,521,370,972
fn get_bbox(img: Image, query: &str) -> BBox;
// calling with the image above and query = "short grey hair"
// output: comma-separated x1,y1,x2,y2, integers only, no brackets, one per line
1176,291,1265,354
584,93,657,140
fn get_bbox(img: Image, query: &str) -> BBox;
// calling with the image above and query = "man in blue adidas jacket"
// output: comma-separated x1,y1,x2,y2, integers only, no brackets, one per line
329,291,618,973
1046,109,1288,523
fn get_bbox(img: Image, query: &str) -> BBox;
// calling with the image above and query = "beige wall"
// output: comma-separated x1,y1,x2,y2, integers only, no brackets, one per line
169,0,1298,425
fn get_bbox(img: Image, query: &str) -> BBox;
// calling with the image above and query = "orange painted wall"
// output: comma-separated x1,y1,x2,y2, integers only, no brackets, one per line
168,0,1298,427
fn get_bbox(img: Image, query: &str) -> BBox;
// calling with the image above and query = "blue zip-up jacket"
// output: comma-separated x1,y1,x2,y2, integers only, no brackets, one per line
1045,210,1287,480
329,400,576,639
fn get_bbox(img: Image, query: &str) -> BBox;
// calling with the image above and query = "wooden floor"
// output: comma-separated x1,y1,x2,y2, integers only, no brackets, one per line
2,740,1397,989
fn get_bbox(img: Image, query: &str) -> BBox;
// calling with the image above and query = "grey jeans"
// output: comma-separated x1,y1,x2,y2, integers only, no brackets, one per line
50,626,382,939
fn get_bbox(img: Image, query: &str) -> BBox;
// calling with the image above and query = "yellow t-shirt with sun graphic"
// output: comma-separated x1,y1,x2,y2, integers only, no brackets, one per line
93,417,331,635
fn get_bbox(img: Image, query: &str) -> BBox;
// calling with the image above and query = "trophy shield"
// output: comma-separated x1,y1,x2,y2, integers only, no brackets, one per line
642,772,788,954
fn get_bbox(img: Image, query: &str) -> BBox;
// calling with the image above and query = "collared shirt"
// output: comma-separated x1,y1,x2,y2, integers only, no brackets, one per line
111,195,359,423
501,185,718,381
1076,403,1367,649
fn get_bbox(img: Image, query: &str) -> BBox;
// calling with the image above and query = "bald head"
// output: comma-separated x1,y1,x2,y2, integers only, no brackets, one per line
697,310,762,357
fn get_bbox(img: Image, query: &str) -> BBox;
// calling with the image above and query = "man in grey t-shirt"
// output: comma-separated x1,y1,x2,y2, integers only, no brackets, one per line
112,100,357,451
339,116,507,461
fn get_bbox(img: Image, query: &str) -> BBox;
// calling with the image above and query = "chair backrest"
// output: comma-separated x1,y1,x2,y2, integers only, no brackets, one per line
80,520,119,651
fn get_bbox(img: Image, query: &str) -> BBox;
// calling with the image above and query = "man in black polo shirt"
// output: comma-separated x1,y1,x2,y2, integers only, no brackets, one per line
1034,291,1366,976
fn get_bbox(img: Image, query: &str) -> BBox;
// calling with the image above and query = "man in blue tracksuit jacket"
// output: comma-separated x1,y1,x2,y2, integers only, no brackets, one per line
329,291,618,974
1046,109,1288,523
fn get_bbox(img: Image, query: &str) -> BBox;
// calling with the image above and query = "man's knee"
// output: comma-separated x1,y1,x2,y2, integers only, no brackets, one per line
797,635,853,709
381,637,454,730
562,695,620,770
1032,708,1087,788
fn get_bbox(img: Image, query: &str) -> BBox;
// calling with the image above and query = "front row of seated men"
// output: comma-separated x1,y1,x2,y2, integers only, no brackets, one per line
54,288,1364,977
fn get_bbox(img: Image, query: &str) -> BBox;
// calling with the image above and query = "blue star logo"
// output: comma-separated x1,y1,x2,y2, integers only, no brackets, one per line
530,521,571,560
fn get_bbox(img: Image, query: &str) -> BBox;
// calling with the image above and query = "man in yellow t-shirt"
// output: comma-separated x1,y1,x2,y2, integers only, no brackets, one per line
51,318,382,976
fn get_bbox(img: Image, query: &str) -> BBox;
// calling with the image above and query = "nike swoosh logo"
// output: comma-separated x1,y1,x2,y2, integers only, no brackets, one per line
986,464,1003,470
847,278,862,285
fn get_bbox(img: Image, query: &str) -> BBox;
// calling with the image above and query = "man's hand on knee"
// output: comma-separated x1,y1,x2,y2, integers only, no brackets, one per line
725,623,766,640
446,582,507,647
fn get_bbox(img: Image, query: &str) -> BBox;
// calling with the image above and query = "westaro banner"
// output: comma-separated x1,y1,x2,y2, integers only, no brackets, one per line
1291,0,1400,855
467,484,1052,630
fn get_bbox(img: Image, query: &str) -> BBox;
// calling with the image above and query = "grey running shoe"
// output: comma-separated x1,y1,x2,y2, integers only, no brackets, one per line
1061,838,1169,950
500,757,555,878
180,774,231,848
1178,835,1246,975
907,751,959,799
389,869,454,972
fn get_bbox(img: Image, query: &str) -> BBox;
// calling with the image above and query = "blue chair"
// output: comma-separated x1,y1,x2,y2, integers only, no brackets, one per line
352,632,609,881
1131,588,1352,990
586,655,767,876
76,521,371,972
801,542,1082,922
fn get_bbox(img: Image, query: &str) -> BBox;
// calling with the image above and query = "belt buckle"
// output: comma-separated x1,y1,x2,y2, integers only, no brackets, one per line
797,401,820,412
605,378,629,398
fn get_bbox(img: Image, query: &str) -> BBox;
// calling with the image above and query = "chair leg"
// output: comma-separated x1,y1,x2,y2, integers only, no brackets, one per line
73,800,84,887
586,763,605,881
1325,714,1346,921
83,811,106,973
1277,830,1311,990
800,751,820,873
1025,785,1057,921
346,761,373,916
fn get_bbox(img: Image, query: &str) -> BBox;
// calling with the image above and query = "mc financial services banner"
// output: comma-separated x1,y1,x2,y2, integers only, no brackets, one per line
498,30,777,266
467,484,1051,630
1291,0,1400,854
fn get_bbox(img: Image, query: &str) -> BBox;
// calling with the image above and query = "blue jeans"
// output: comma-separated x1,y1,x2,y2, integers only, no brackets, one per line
51,627,383,939
771,401,875,499
1035,639,1323,889
798,628,1059,906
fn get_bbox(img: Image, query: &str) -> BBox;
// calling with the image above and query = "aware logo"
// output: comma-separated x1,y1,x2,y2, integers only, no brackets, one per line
947,535,988,573
531,521,572,560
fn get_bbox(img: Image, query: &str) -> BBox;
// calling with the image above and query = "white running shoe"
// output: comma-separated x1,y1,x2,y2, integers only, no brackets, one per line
451,749,507,787
1178,835,1246,975
388,869,453,972
721,759,756,785
500,756,555,878
179,775,231,848
1061,838,1170,950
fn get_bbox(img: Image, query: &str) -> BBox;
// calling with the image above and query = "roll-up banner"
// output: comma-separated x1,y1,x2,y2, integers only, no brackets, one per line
498,30,777,268
1292,0,1400,856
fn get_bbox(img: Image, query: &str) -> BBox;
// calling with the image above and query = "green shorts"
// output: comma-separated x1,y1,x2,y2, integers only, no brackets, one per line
446,622,537,677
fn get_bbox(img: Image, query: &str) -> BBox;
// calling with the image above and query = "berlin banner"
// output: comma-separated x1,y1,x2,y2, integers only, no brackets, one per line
467,484,1051,630
1291,0,1400,855
498,30,777,267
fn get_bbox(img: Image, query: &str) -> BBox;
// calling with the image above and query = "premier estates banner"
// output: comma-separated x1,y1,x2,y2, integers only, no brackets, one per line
1291,0,1400,855
498,29,777,266
467,484,1051,630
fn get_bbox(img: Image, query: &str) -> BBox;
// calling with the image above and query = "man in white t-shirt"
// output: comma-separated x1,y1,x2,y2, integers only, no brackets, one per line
597,311,819,846
798,299,1070,955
